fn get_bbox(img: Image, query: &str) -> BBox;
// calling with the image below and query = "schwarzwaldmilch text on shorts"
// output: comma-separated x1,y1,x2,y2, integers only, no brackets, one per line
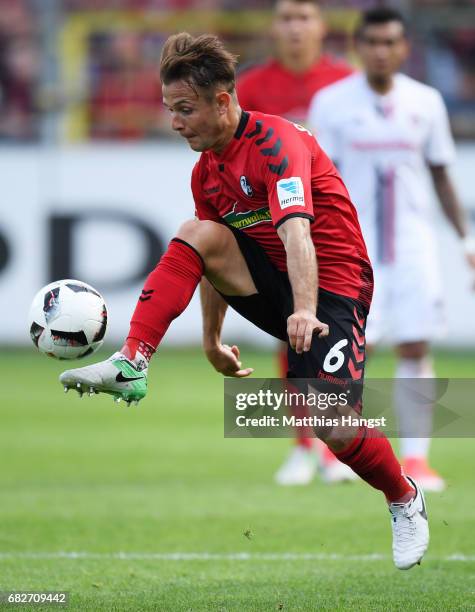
224,378,475,438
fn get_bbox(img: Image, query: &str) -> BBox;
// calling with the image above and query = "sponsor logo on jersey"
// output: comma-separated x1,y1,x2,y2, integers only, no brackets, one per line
276,177,305,209
223,201,271,229
240,175,253,197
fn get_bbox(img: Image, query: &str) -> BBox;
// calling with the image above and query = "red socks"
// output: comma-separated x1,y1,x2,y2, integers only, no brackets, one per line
334,427,415,502
121,337,155,368
127,238,204,352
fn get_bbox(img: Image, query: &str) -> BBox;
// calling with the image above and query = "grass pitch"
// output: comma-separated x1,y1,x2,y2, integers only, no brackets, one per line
0,347,474,611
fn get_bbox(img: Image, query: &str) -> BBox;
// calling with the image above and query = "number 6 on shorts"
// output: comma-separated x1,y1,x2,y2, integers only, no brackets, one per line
323,339,349,373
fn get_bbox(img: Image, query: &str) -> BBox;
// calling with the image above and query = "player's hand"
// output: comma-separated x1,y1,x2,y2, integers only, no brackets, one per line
287,309,329,354
204,343,254,377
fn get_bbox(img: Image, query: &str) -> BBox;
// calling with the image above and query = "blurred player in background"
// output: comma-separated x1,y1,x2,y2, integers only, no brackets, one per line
309,7,475,491
59,32,430,570
238,0,356,486
237,0,351,124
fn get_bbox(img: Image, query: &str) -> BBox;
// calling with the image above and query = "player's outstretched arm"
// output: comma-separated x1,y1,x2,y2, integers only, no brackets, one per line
200,278,253,377
430,165,475,272
277,217,329,354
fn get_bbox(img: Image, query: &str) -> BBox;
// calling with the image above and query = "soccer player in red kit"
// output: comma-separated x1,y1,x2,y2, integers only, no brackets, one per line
238,0,352,124
60,33,429,570
238,0,355,485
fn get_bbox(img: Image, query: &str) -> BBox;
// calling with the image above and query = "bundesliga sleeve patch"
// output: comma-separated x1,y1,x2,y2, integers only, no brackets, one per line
276,177,305,210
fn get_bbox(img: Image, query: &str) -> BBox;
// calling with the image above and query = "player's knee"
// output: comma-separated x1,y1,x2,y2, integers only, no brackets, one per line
176,219,224,255
175,218,203,242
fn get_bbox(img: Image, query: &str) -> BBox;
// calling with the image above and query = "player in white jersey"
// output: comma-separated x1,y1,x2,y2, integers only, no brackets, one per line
308,7,475,491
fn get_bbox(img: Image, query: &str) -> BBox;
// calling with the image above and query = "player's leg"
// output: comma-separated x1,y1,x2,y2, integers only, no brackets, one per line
274,345,354,487
395,341,445,492
124,218,257,356
60,219,257,402
274,340,320,486
391,254,446,492
288,291,428,569
313,261,389,485
309,268,384,483
288,292,408,488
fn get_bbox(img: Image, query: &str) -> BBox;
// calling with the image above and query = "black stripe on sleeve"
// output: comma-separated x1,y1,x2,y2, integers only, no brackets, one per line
274,212,315,230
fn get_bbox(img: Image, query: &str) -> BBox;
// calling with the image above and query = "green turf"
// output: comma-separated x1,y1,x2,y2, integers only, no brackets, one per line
0,347,474,611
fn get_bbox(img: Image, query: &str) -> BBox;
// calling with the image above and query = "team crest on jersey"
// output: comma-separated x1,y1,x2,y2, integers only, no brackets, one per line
276,177,305,210
223,201,271,229
240,175,253,197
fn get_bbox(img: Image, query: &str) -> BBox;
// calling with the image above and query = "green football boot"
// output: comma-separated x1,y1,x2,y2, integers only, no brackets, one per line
60,352,147,405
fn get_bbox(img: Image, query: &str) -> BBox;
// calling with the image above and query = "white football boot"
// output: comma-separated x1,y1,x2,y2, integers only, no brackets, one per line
389,476,429,570
60,352,147,405
274,446,317,486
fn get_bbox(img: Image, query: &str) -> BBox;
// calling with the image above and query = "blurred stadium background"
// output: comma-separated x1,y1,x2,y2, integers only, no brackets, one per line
1,2,474,610
0,0,475,347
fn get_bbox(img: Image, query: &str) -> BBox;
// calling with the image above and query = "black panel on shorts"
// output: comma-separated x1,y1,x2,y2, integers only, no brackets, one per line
214,224,368,388
218,224,292,342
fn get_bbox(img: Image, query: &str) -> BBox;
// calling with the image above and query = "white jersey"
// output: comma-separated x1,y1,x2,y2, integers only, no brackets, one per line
308,72,455,266
308,73,455,343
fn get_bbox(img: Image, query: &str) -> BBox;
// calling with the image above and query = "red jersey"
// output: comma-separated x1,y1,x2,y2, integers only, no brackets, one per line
237,57,353,124
192,111,373,309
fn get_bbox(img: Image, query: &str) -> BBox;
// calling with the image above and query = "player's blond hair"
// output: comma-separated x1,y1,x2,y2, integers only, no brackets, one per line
160,33,238,98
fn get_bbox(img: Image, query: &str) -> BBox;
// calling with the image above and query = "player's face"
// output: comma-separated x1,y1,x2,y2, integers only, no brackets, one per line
357,22,409,80
162,80,227,152
273,1,325,58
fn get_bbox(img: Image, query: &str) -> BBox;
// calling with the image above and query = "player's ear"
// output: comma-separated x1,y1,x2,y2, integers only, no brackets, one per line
216,91,232,115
